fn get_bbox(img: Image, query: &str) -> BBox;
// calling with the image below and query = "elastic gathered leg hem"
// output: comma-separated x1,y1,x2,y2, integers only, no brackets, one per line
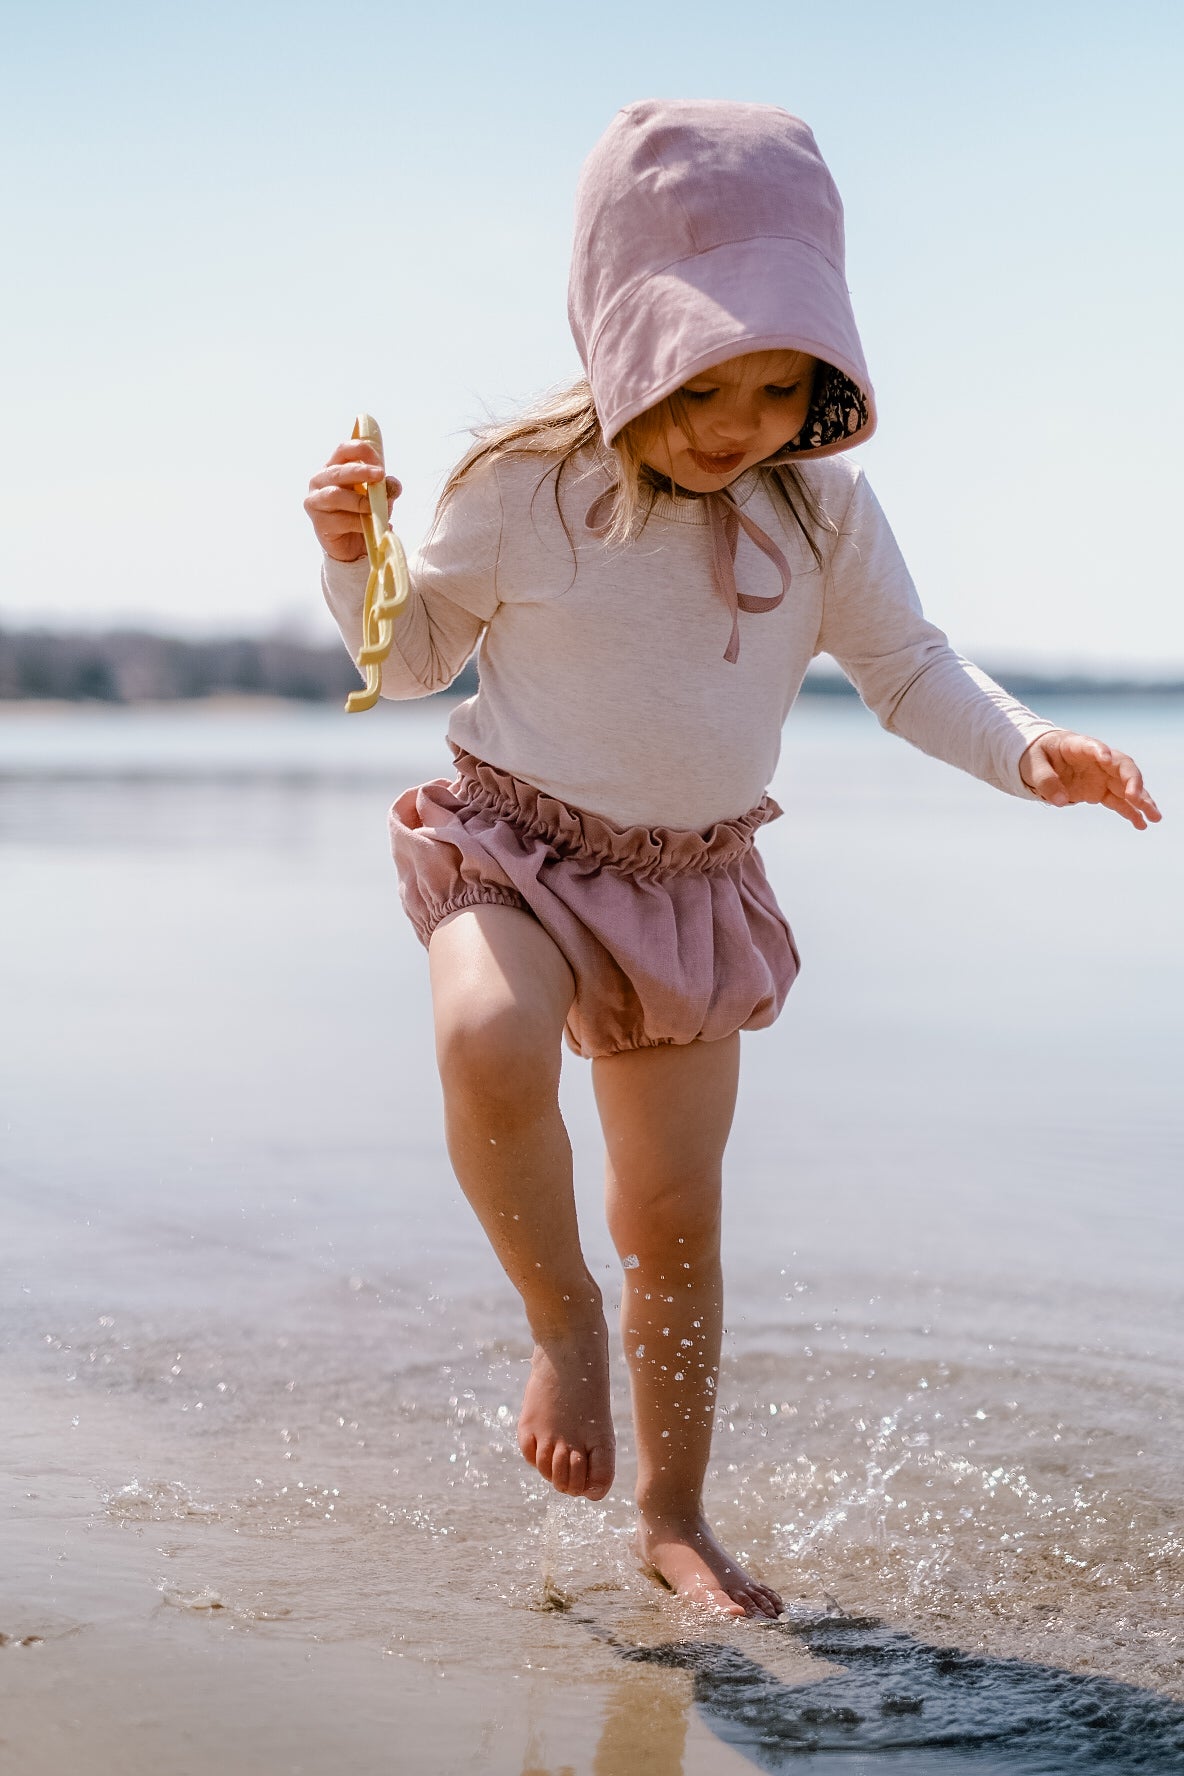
413,886,528,948
570,1023,764,1061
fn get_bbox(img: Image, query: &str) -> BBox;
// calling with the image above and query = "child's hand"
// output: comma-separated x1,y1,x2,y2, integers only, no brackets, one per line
304,440,402,563
1019,730,1162,830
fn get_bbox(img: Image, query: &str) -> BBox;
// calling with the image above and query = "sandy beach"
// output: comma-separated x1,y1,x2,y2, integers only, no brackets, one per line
2,698,1182,1772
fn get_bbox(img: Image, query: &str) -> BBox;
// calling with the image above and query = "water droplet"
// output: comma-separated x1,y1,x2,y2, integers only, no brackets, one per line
622,1254,640,1270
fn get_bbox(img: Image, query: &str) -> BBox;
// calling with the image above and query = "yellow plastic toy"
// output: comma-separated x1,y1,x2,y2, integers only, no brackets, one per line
344,412,411,713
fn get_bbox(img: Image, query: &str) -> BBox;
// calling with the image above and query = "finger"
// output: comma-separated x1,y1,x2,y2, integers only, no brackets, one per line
303,486,372,515
324,440,384,468
308,460,386,492
308,515,365,546
1095,753,1164,823
1106,752,1162,819
1106,748,1141,789
1058,732,1113,766
1120,779,1162,820
1102,789,1147,830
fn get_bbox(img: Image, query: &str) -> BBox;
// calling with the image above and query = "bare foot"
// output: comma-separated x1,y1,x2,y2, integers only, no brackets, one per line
637,1512,783,1619
517,1318,615,1500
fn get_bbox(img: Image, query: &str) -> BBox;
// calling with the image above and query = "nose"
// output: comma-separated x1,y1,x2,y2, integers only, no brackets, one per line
701,397,759,449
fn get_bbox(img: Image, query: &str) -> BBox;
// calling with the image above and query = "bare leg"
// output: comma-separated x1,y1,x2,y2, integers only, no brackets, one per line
593,1036,782,1618
429,905,614,1499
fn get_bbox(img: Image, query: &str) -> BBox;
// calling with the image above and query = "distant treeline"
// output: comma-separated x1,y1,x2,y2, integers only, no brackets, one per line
0,624,478,703
1,624,1180,704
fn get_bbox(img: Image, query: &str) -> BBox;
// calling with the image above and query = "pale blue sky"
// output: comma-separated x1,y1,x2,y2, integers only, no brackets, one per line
2,1,1181,666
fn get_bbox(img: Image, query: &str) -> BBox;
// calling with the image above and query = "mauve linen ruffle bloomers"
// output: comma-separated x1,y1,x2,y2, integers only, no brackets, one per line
389,748,800,1059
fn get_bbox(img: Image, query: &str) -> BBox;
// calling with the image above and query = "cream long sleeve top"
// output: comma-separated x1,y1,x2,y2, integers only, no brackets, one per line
321,449,1057,832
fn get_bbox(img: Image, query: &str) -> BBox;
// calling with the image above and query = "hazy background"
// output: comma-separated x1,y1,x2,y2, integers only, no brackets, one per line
2,0,1181,668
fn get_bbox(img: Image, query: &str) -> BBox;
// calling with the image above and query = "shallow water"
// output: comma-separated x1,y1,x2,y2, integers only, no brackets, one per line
1,697,1182,1773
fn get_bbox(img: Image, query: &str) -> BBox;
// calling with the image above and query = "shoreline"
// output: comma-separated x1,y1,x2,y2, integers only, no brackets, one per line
3,672,1184,716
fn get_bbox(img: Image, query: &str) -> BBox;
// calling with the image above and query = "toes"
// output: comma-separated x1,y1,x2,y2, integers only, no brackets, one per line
586,1443,615,1500
517,1430,613,1498
736,1583,780,1619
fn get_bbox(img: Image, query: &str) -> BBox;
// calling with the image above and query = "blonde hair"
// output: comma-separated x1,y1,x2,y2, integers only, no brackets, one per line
439,377,831,565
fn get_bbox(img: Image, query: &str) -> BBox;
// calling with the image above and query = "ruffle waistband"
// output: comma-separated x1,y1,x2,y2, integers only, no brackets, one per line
448,746,780,882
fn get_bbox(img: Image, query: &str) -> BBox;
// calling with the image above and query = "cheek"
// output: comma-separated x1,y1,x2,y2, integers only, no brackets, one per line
771,396,811,440
664,424,700,459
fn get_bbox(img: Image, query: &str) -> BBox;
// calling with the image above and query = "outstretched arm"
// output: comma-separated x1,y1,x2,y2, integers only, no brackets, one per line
1018,730,1162,830
817,470,1061,796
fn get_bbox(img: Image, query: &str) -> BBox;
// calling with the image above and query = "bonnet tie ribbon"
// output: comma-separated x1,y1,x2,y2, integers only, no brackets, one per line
584,486,790,664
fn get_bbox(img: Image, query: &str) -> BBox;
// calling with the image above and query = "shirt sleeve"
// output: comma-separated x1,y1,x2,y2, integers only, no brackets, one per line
320,461,503,700
816,468,1060,798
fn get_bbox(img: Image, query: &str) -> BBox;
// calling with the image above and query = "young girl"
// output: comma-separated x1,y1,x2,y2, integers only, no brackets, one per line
305,100,1160,1621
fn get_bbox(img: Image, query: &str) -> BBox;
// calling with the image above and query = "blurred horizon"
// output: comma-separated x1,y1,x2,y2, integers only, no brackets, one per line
4,612,1184,686
4,617,1184,709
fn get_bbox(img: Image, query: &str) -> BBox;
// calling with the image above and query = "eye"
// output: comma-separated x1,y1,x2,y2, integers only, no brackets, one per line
766,382,803,399
679,386,717,403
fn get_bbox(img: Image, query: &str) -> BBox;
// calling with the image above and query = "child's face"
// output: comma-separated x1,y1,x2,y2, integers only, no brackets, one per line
639,350,816,491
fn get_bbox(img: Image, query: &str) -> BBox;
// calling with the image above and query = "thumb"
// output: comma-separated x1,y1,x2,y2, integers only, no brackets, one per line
1021,739,1069,806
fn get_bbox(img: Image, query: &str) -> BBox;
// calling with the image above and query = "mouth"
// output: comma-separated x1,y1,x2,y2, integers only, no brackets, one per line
688,448,747,476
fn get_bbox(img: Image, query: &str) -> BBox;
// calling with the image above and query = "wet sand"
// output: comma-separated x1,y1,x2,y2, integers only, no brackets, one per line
2,699,1182,1772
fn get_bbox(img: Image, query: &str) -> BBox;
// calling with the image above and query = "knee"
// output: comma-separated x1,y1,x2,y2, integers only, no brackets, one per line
436,999,560,1123
607,1175,722,1272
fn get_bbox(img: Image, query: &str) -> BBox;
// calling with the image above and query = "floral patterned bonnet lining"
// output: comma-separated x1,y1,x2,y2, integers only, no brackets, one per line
779,362,869,453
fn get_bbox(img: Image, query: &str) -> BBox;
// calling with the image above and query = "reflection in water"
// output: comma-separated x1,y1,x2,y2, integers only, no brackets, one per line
590,1664,689,1776
566,1607,1184,1772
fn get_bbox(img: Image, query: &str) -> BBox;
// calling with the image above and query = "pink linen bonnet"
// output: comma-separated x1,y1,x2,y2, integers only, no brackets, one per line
568,99,876,457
